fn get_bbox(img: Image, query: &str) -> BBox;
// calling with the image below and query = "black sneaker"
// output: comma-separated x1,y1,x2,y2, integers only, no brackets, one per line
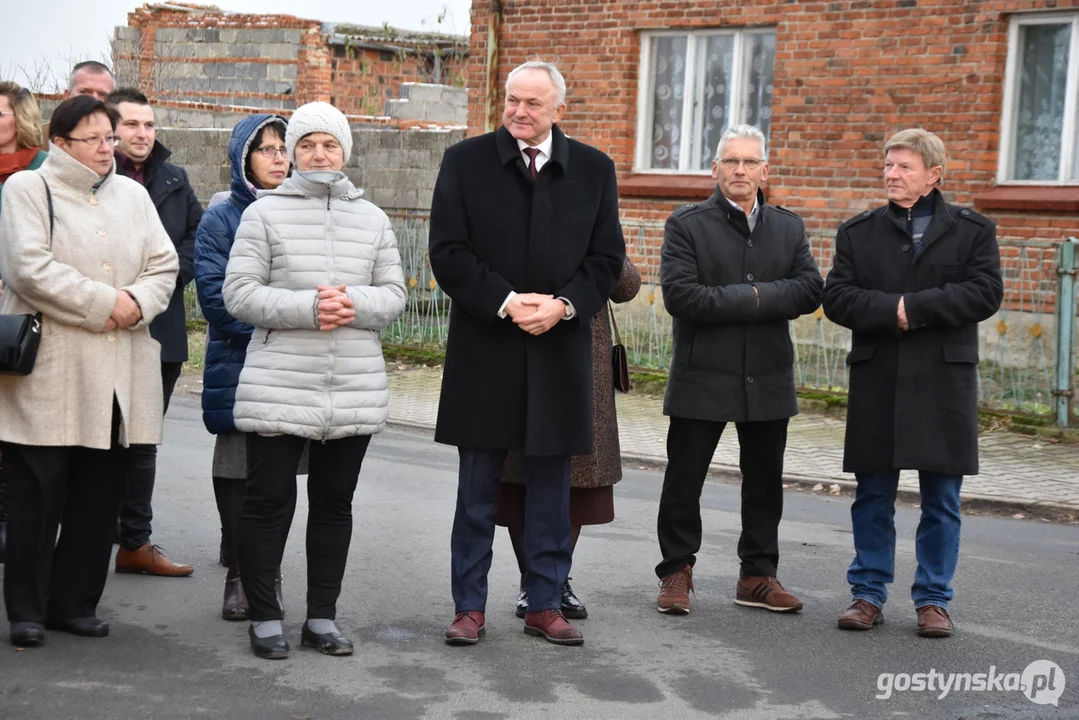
515,586,528,619
561,578,588,619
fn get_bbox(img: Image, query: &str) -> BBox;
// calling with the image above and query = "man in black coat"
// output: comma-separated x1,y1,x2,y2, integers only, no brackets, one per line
107,89,199,577
654,125,823,617
429,61,625,647
823,129,1003,638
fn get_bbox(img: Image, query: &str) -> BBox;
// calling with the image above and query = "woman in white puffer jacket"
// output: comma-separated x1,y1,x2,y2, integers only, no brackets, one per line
223,102,406,660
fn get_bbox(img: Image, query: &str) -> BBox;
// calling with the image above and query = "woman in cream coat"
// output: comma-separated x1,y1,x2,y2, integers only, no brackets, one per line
0,96,178,648
224,102,406,660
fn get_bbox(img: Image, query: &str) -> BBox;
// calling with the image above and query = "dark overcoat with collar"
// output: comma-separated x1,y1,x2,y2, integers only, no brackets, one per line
428,125,626,456
661,187,824,423
116,140,201,363
821,189,1003,476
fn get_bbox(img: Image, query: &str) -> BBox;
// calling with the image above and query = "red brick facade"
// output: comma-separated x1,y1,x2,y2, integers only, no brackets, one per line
466,0,1079,247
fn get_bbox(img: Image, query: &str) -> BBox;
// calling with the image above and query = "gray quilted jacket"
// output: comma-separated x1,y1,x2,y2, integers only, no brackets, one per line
223,170,407,440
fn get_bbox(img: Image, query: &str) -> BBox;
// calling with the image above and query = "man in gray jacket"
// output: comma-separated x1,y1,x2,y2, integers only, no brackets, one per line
654,125,823,616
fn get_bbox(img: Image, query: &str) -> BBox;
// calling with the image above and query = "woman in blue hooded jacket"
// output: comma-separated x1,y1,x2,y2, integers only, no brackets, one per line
195,114,290,621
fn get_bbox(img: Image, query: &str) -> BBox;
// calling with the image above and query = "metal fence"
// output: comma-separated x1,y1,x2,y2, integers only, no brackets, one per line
184,213,1079,427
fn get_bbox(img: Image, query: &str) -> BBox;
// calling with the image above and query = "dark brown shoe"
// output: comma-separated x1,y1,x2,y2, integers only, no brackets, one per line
445,611,485,646
838,599,884,630
115,543,194,577
916,605,953,638
523,609,583,646
735,576,803,613
222,575,248,621
657,566,693,615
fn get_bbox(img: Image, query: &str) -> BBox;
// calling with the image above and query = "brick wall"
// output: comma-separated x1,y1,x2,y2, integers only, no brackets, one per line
115,3,468,116
466,0,1079,253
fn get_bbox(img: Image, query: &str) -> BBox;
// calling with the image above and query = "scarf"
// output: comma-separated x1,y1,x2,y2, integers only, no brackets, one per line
0,147,43,184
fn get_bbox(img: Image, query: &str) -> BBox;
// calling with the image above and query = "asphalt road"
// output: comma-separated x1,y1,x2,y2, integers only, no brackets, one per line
1,397,1077,720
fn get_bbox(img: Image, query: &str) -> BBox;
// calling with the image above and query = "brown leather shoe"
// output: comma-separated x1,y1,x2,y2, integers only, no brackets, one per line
445,611,485,646
523,609,584,646
657,565,693,615
222,575,248,621
735,576,803,613
916,605,953,638
115,543,194,577
838,599,884,630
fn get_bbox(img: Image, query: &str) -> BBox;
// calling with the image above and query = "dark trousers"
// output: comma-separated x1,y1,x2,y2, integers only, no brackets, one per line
238,433,371,622
656,416,789,579
451,449,571,614
214,475,295,575
119,361,183,551
3,402,126,625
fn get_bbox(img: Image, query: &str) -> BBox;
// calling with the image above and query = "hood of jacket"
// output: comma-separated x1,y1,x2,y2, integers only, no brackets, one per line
228,114,288,211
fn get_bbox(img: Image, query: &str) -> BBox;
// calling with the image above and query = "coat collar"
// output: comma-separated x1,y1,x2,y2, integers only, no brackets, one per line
884,187,955,255
264,169,363,201
42,142,115,193
709,186,769,228
496,124,570,174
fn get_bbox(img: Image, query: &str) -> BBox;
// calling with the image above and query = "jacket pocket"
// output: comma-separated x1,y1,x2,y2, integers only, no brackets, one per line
932,261,965,283
942,345,978,364
845,345,876,366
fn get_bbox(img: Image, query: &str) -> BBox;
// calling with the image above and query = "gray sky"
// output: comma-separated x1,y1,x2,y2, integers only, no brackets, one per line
1,0,472,91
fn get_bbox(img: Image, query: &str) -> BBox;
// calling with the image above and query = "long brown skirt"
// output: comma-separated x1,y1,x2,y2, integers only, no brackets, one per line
494,483,614,527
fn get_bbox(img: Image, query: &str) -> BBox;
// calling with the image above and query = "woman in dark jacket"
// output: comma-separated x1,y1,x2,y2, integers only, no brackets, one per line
194,114,290,621
497,257,641,618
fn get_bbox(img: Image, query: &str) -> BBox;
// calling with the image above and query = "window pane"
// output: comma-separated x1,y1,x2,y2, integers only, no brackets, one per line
648,35,687,170
1013,23,1071,181
743,32,776,142
694,35,734,171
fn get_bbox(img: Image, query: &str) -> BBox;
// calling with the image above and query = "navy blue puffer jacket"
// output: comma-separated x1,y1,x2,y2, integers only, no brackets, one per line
194,114,287,434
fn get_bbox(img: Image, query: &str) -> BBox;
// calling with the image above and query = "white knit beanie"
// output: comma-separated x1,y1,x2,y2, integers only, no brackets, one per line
285,102,352,165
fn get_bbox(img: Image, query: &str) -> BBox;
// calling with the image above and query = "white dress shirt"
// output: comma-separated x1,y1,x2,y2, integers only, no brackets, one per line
497,132,576,321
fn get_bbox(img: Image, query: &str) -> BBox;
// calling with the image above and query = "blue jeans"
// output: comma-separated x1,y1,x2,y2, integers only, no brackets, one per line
848,471,962,610
451,449,571,614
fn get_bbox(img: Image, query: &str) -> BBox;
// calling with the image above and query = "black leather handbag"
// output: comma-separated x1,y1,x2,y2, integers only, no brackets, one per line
0,177,52,375
609,302,631,393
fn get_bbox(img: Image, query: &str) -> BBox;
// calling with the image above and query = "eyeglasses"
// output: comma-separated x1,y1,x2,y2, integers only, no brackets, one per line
0,111,13,119
719,157,764,170
64,135,121,148
253,145,289,160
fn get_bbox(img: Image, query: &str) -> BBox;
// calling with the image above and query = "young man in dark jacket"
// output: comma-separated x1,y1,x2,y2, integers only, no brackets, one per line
823,129,1003,638
655,124,823,617
108,88,200,577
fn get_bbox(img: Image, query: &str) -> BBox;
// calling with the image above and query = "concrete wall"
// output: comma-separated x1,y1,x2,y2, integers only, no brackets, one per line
386,83,468,125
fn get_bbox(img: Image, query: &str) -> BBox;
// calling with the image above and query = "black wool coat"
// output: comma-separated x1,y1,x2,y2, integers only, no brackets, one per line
428,125,626,456
821,189,1003,476
116,140,200,363
661,188,824,422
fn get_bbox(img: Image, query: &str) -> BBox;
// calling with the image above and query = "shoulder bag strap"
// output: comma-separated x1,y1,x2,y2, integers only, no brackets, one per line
608,301,622,346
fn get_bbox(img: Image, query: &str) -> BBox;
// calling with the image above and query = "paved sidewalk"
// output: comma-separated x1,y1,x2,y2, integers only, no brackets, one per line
388,366,1079,512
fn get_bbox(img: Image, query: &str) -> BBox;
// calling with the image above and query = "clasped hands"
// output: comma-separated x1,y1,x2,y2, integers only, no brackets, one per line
103,290,142,332
897,296,909,331
317,285,356,331
506,293,566,336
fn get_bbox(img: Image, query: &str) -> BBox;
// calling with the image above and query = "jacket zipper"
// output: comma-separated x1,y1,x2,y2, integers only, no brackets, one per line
322,190,334,444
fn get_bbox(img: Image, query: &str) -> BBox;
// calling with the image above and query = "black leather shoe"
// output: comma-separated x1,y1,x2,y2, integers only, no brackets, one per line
515,586,528,619
561,578,588,620
248,625,289,660
10,622,45,647
45,616,109,637
301,623,354,656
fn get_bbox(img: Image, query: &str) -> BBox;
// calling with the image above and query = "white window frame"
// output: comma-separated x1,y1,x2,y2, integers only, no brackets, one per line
998,12,1079,185
634,28,776,175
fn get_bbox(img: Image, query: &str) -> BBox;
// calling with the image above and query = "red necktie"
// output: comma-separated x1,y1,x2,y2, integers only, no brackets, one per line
523,147,541,179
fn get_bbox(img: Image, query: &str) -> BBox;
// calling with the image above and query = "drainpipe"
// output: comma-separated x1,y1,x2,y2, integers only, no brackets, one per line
484,0,504,133
1054,237,1078,427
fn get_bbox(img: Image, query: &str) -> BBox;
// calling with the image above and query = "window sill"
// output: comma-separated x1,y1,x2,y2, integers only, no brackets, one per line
973,185,1079,213
619,174,716,200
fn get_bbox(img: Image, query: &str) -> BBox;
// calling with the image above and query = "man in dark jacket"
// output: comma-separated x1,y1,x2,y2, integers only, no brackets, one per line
654,125,823,617
823,129,1002,638
430,61,625,647
107,88,200,577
